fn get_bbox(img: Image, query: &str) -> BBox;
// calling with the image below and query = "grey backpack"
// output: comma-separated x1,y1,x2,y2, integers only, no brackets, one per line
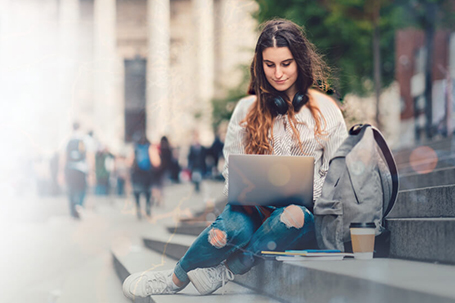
313,124,399,252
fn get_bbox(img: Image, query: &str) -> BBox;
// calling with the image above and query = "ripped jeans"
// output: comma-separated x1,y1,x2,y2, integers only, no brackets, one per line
174,204,315,283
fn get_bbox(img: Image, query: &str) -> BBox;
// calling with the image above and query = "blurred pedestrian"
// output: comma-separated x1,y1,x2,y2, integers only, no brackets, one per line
208,133,224,179
84,130,99,193
95,146,114,195
129,132,161,219
114,152,129,197
60,122,94,219
169,147,182,183
155,136,173,206
187,132,207,193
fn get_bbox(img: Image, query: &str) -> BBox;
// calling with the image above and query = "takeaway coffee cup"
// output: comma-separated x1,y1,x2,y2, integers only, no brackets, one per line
349,222,376,260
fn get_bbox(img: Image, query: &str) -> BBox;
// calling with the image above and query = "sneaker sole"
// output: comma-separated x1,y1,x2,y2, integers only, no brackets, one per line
123,272,177,300
187,271,217,295
122,274,155,301
122,274,137,300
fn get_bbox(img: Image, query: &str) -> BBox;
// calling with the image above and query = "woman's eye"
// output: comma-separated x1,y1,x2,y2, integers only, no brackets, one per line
266,64,274,68
282,62,290,67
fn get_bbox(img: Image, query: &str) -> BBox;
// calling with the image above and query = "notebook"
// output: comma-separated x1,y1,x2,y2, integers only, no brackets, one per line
227,154,314,208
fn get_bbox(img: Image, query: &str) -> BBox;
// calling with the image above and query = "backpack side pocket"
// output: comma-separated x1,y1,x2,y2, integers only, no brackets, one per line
314,198,344,251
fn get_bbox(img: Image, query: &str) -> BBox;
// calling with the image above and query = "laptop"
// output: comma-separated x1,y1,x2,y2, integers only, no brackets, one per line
228,154,314,208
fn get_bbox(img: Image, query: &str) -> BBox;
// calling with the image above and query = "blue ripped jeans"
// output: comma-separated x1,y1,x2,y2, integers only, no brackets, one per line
174,204,315,283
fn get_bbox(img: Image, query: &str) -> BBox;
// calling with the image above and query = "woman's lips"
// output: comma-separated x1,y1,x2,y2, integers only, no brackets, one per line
273,79,287,84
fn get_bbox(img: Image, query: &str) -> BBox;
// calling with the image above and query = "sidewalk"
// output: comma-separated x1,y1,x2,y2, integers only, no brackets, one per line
0,180,225,303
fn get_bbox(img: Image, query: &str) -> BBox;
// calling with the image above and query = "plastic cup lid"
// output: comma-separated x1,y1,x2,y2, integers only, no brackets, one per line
349,222,376,228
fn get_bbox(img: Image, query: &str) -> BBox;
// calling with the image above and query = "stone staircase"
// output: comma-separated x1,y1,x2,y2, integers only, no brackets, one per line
113,137,455,302
387,136,455,265
136,237,455,303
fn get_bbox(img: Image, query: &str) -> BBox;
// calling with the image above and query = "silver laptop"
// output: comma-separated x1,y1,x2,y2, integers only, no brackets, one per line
228,154,314,208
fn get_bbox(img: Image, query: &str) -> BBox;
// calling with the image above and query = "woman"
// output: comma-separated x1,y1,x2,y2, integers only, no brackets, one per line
123,19,347,299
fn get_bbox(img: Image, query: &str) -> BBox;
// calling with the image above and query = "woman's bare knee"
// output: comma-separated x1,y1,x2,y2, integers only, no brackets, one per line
280,205,304,229
208,228,227,248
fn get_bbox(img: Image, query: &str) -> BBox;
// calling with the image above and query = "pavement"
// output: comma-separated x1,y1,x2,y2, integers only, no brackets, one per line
0,179,225,303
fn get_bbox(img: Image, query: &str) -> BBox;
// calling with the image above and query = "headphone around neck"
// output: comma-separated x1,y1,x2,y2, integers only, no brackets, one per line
271,91,309,116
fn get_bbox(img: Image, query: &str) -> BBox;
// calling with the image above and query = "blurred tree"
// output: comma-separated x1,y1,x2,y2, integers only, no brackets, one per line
323,0,395,128
393,0,455,139
211,64,251,132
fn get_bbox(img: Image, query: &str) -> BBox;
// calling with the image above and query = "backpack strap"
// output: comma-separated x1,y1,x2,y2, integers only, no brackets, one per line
349,124,399,218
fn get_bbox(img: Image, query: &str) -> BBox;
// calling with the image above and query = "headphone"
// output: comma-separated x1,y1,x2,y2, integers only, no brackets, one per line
270,91,309,116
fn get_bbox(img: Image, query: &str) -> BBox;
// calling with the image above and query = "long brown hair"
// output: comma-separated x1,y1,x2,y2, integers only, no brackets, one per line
243,19,330,155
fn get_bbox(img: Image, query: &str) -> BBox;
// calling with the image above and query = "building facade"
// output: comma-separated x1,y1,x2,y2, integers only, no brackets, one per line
0,0,257,157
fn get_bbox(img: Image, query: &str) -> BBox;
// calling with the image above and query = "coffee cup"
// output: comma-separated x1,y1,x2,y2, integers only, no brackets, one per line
349,222,376,260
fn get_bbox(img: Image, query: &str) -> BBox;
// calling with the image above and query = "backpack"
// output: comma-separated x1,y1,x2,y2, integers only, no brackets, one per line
313,124,399,253
66,138,86,163
134,143,152,171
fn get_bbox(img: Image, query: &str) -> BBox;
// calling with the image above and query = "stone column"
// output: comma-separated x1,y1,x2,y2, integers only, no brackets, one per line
217,0,240,92
193,0,215,144
0,0,12,79
217,0,257,91
94,0,123,151
58,0,80,141
146,0,170,142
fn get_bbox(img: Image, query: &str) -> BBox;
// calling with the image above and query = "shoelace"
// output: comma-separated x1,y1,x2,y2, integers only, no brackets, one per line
144,272,172,295
207,264,234,295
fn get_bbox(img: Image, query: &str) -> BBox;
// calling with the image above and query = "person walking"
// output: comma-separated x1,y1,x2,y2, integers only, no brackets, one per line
208,133,224,179
154,136,173,206
123,19,347,299
187,132,207,193
129,133,161,219
94,146,114,195
114,153,129,197
60,122,93,219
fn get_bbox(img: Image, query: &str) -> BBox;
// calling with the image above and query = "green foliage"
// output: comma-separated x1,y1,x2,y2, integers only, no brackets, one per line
211,64,250,131
392,0,455,30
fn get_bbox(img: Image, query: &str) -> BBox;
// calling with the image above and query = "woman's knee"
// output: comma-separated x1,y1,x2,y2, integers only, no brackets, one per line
208,227,228,248
279,205,308,229
207,207,255,249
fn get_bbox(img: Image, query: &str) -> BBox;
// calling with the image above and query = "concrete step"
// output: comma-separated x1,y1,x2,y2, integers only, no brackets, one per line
399,167,455,190
166,222,209,237
143,237,455,303
388,184,455,218
395,148,452,166
397,153,455,175
387,218,455,264
178,197,227,222
393,137,455,164
112,242,279,303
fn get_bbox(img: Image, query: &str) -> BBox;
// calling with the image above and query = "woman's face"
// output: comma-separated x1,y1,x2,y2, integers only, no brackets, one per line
262,46,298,99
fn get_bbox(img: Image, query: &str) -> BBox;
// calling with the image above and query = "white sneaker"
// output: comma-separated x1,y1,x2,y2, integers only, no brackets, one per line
122,269,180,300
187,263,235,295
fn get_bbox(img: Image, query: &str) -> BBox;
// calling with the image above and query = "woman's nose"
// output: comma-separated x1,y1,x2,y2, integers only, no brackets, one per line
274,67,283,79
